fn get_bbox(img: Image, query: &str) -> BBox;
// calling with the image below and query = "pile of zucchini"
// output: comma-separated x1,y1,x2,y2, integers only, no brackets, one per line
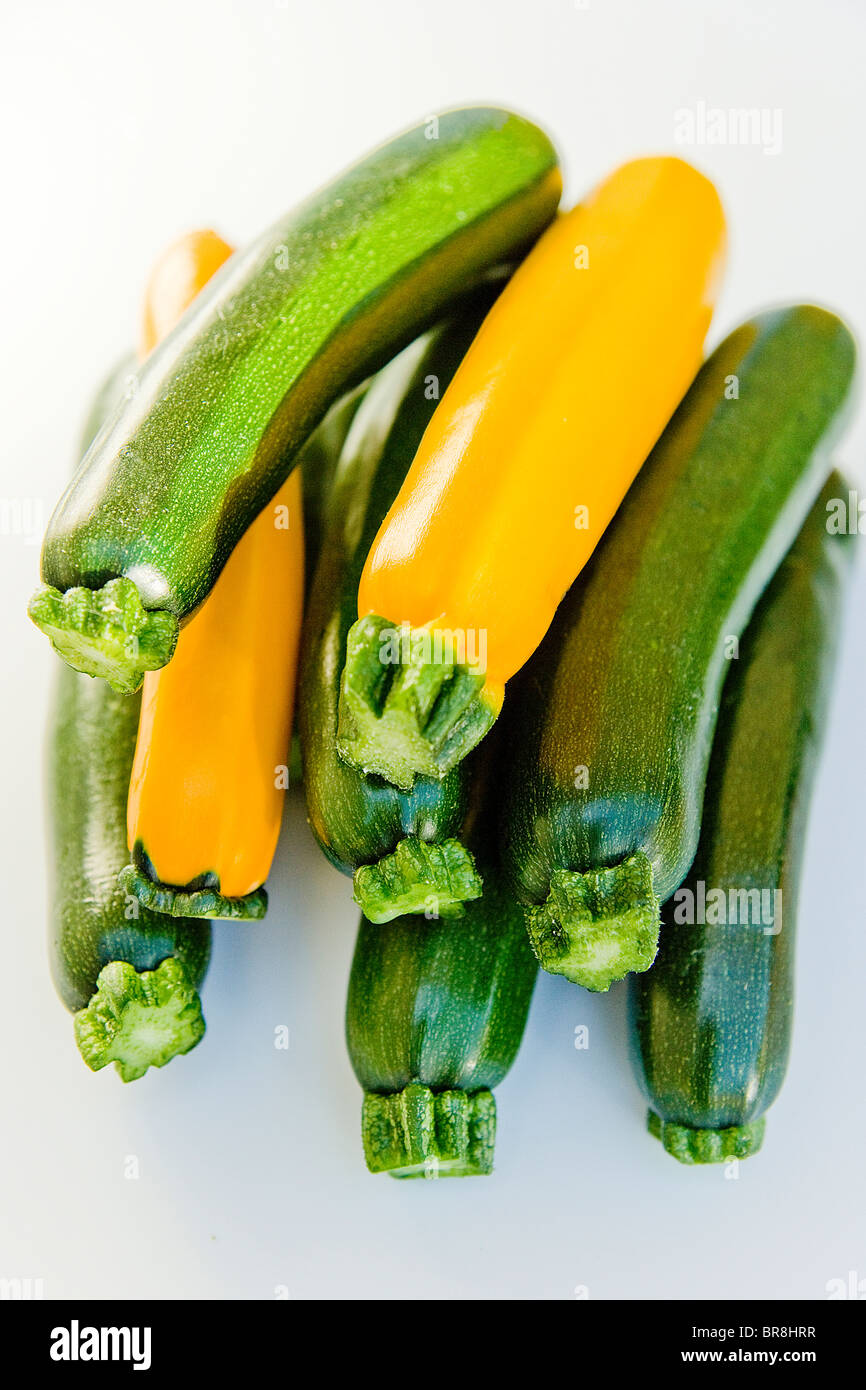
31,106,858,1176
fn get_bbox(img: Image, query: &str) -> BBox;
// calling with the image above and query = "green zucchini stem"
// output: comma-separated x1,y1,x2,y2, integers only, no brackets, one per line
28,577,178,695
119,848,267,922
362,1084,496,1178
353,835,482,924
73,958,205,1082
647,1110,766,1164
336,614,502,789
527,850,660,991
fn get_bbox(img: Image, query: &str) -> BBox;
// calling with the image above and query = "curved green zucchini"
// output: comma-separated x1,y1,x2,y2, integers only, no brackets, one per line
45,376,211,1082
500,306,856,991
346,844,537,1177
48,666,211,1079
300,383,368,597
300,314,493,922
629,474,855,1162
31,107,560,692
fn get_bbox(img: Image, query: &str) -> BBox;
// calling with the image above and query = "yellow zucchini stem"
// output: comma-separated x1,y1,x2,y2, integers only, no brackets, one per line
338,614,502,789
119,851,267,922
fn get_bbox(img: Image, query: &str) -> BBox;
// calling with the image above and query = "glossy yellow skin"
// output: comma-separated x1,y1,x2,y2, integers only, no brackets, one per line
358,157,727,691
127,232,304,898
138,228,235,361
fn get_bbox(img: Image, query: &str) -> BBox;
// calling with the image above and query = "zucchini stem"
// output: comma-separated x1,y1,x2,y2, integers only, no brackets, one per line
120,846,267,921
73,958,205,1082
647,1110,766,1164
527,851,660,991
337,614,503,789
353,836,482,923
362,1084,496,1178
28,578,178,695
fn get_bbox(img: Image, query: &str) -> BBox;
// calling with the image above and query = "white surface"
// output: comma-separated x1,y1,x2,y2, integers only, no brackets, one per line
1,0,864,1300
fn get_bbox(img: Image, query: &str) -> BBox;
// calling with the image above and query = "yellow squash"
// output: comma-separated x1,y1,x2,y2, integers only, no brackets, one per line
337,157,727,789
123,231,305,919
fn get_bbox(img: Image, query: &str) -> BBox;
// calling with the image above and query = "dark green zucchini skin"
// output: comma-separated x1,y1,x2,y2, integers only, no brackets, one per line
499,307,856,991
39,109,559,631
300,384,368,598
47,377,210,1017
347,860,536,1095
85,360,360,607
629,474,854,1162
346,841,538,1176
299,313,489,900
47,668,211,1014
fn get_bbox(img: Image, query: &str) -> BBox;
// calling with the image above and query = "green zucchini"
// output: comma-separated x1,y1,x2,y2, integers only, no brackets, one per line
500,307,856,992
629,474,854,1162
49,666,211,1079
30,107,560,693
288,383,369,775
84,360,356,610
300,382,368,597
300,314,492,922
46,376,211,1081
346,839,537,1177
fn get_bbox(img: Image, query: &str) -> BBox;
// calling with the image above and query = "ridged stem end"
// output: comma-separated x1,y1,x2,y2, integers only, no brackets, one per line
73,958,205,1082
527,851,660,991
336,614,503,789
353,836,482,923
362,1084,496,1178
28,578,178,693
120,854,267,922
648,1110,766,1164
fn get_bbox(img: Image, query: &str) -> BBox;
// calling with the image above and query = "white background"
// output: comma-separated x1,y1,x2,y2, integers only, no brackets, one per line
1,0,864,1300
